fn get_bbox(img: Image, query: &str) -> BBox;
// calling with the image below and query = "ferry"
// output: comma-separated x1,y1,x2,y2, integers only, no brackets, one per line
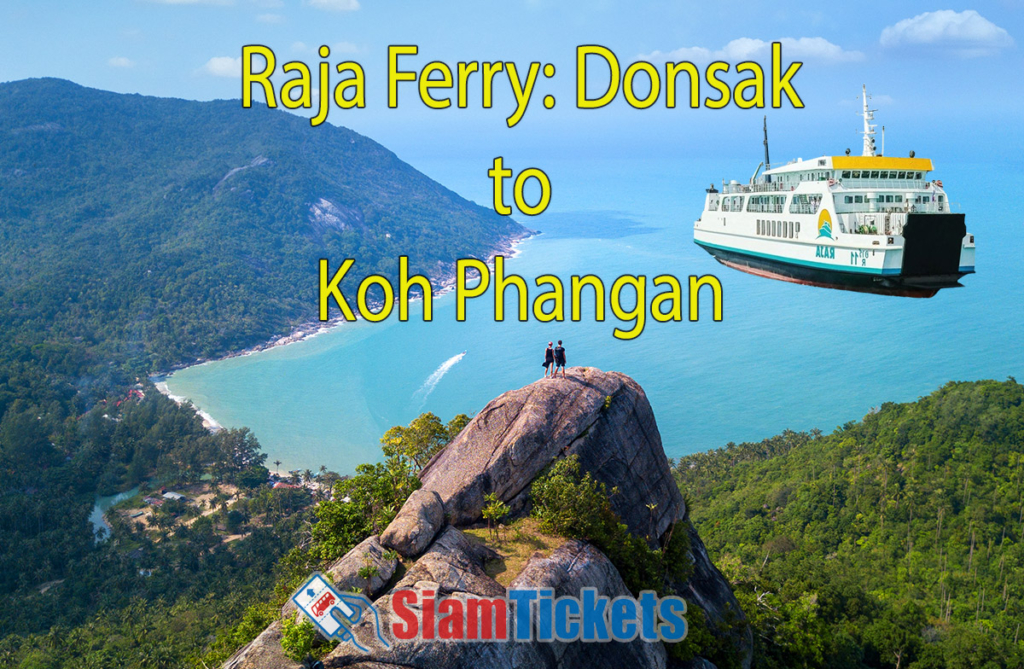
694,86,974,297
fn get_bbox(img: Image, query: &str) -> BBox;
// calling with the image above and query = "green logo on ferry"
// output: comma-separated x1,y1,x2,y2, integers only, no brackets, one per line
817,210,834,240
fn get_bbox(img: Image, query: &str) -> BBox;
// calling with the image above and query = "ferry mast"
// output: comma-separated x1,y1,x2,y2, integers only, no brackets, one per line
861,84,877,157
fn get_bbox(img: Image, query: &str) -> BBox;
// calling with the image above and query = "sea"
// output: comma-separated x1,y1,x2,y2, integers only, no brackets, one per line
163,155,1024,475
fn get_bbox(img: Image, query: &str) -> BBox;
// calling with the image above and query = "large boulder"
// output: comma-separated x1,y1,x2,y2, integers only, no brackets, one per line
324,526,531,668
420,367,684,542
508,539,667,669
221,620,302,669
282,535,398,619
394,526,505,597
380,489,446,558
327,535,399,597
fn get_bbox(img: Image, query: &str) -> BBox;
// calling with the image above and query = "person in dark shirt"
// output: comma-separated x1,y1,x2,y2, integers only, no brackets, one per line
553,340,566,378
542,341,554,378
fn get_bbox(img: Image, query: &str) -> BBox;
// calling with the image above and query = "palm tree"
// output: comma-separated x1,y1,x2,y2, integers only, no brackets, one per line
303,469,313,484
273,460,282,475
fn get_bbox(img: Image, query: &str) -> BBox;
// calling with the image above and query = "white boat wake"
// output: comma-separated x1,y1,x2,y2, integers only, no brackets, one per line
414,351,466,406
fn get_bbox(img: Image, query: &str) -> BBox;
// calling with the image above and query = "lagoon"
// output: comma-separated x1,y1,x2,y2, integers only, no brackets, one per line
164,157,1024,474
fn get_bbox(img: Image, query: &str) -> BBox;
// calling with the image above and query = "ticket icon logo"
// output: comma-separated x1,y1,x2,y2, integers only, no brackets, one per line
291,573,390,653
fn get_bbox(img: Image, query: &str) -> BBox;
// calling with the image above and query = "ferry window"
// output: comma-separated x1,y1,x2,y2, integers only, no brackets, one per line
842,171,851,178
898,171,906,179
796,222,801,235
855,195,864,204
880,171,889,179
895,195,903,202
852,171,861,178
915,172,922,179
885,195,894,203
788,222,793,238
870,171,880,178
758,220,762,235
938,195,944,202
844,196,853,204
890,171,897,178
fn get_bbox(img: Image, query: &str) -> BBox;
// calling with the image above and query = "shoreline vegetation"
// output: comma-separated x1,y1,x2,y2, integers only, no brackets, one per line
157,231,530,370
152,230,533,433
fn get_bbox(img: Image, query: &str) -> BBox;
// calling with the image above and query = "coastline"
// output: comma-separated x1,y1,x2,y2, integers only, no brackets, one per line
151,230,535,426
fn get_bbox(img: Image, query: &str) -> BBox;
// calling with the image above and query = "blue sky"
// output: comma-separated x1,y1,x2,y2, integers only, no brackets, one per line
1,1,1021,166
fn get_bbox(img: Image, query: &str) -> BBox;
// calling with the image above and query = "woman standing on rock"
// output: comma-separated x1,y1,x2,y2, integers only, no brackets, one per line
542,341,554,378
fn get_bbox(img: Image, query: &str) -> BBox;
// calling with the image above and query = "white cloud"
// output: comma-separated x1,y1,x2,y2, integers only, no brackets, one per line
880,10,1013,57
201,56,242,77
108,57,134,68
642,37,864,63
256,12,284,23
306,0,360,11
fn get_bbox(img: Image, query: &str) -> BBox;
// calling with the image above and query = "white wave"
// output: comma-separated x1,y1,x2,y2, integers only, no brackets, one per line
414,351,466,405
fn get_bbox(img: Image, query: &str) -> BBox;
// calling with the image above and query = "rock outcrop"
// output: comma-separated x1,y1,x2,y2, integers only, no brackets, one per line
419,367,684,543
380,489,446,558
392,526,505,597
508,540,667,669
328,535,399,598
223,368,750,669
282,535,398,619
221,620,302,669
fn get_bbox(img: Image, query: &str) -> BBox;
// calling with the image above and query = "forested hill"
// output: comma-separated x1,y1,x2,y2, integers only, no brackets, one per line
0,77,523,372
674,378,1024,668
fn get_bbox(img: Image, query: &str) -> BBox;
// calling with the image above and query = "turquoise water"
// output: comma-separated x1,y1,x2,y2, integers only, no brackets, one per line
164,157,1024,474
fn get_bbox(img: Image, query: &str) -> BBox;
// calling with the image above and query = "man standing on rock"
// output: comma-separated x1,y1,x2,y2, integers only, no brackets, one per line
553,340,566,378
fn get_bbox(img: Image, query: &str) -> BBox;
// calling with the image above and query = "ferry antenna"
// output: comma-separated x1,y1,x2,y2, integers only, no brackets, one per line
762,115,771,181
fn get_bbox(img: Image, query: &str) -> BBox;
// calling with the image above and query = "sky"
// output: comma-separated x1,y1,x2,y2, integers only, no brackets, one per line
1,1,1021,171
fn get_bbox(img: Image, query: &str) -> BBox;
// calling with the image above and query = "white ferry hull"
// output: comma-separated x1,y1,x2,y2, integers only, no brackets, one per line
695,213,972,298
